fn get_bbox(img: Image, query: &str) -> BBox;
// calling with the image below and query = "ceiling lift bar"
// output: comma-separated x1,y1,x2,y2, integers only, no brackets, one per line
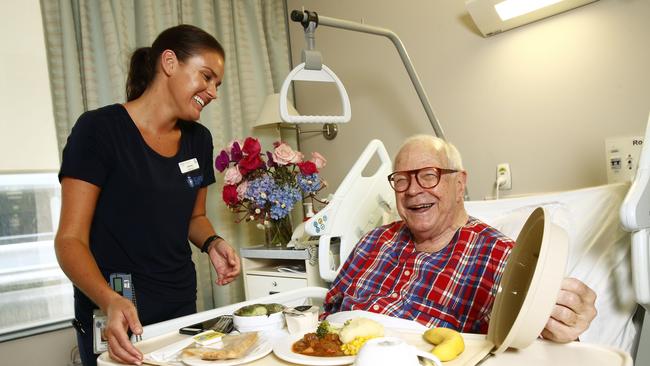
285,10,446,140
280,11,351,124
620,113,650,310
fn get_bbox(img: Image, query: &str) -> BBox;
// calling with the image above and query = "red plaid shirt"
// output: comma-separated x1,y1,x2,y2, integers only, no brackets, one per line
323,217,513,333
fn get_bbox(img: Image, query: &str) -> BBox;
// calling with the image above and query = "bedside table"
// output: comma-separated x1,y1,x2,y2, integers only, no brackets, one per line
240,245,327,300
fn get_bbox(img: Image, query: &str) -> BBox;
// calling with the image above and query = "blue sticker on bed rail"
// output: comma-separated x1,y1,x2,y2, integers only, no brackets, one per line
312,215,328,233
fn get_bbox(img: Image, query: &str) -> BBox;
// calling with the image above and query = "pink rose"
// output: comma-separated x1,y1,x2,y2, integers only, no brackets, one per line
236,180,249,200
222,185,239,206
223,166,242,185
272,143,303,165
310,152,327,169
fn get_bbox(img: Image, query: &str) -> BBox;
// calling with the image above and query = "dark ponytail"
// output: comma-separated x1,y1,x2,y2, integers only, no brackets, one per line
126,47,154,101
125,24,225,102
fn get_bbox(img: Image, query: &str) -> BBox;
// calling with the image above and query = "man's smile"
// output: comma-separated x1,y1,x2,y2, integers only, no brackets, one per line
407,202,435,212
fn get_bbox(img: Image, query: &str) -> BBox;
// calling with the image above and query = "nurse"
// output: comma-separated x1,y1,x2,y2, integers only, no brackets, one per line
55,24,240,365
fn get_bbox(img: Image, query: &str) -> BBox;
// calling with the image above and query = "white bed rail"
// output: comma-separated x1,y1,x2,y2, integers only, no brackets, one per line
620,113,650,309
304,139,395,282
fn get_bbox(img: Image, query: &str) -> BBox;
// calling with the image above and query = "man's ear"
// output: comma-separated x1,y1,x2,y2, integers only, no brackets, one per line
160,49,178,76
456,171,467,202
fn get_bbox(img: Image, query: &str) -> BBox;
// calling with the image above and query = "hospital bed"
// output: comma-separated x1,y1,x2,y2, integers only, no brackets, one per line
97,116,650,364
305,139,641,355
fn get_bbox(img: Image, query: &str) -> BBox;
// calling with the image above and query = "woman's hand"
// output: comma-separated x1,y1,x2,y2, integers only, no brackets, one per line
208,239,241,285
542,277,597,343
105,295,144,364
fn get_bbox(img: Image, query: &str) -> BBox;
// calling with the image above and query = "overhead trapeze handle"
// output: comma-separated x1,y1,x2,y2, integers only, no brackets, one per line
279,63,351,124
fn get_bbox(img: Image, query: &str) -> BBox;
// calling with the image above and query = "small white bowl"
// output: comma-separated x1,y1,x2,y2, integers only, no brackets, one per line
233,311,285,332
354,337,442,366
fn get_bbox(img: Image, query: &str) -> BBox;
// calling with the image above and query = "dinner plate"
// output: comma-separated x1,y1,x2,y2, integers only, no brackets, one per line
180,336,272,366
271,331,355,366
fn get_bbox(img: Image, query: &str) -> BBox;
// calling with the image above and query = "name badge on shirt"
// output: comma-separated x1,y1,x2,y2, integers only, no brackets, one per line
178,158,199,174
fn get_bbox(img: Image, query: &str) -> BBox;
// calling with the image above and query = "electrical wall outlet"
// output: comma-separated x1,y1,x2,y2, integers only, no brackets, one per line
496,163,512,190
605,136,643,183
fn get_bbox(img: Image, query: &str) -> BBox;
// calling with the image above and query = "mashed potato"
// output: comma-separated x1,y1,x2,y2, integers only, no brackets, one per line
339,318,384,344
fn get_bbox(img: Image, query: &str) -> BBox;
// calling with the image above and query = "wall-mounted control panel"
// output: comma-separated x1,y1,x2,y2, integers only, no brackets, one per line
606,136,644,183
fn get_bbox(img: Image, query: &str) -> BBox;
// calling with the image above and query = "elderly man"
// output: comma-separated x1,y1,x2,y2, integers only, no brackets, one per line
323,135,597,342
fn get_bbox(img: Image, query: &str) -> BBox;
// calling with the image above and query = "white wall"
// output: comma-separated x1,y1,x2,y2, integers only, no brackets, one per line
0,0,59,171
286,0,650,201
0,327,78,366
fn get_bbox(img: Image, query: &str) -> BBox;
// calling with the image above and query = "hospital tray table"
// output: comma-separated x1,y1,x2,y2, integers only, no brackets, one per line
96,287,631,366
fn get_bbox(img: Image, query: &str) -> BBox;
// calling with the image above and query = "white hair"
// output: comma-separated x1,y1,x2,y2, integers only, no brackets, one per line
395,135,464,170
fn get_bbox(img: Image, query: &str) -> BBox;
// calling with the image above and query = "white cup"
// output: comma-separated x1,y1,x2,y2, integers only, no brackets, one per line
283,306,319,334
353,337,442,366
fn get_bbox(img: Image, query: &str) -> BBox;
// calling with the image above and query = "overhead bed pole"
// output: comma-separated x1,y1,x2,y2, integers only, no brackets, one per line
290,10,447,140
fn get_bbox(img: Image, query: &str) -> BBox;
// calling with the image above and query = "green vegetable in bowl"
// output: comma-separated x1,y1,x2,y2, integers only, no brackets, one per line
235,304,267,316
234,303,285,317
264,303,285,314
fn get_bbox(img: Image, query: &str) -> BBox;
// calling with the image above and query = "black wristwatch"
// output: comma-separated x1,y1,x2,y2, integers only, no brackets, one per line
201,235,222,254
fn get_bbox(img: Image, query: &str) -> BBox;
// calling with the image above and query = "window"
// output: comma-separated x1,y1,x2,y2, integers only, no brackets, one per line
0,0,68,340
0,173,72,339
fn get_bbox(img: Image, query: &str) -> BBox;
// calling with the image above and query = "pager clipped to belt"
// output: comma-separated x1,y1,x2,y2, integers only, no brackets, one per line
93,273,140,354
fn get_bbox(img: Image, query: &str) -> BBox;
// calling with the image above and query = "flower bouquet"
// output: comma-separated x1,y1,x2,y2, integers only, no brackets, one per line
215,137,326,246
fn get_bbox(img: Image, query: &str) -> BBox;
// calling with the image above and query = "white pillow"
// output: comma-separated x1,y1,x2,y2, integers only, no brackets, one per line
466,183,637,354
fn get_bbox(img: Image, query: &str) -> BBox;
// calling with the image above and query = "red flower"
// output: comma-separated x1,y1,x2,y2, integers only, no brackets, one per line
297,161,318,175
222,185,239,206
242,137,261,156
238,154,264,175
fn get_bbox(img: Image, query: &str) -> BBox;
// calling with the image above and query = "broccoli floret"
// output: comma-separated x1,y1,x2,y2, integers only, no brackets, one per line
316,320,340,338
316,321,330,338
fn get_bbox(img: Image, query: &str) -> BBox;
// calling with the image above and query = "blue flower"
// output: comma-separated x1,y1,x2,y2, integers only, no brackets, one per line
297,173,322,194
245,175,275,206
268,184,302,220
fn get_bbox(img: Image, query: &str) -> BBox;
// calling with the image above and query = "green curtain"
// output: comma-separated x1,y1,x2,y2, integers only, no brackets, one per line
40,0,292,310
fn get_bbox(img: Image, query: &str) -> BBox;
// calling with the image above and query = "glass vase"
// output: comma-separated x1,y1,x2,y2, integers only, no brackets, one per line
265,215,293,248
